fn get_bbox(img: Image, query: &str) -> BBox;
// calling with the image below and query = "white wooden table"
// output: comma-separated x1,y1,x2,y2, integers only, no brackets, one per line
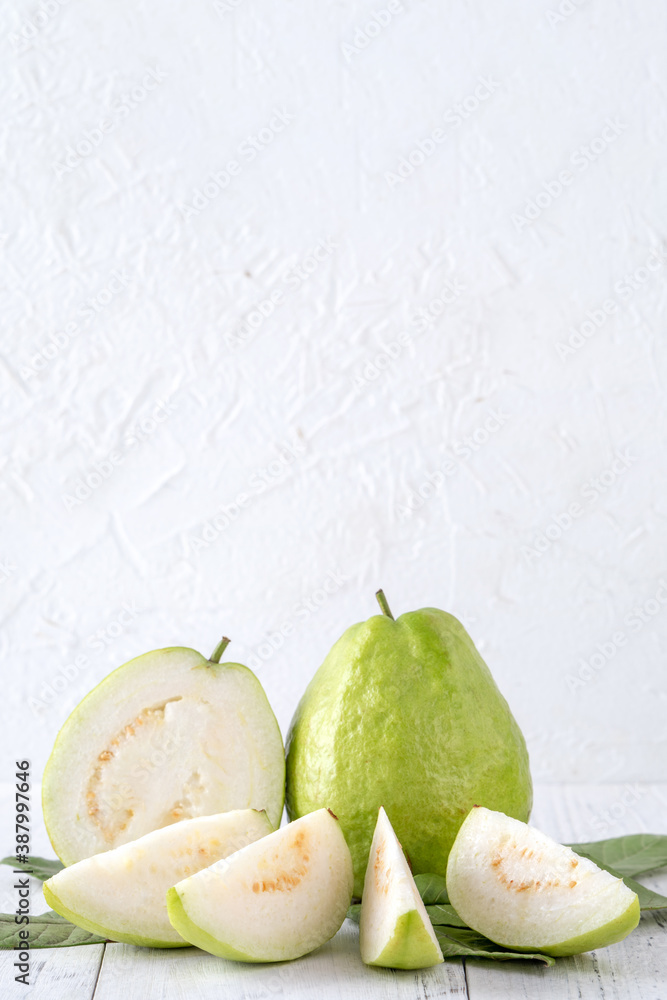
2,784,666,999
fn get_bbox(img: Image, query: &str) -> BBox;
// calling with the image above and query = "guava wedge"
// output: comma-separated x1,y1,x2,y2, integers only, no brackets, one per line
167,808,354,962
43,809,273,947
286,591,532,894
360,807,443,969
42,637,285,865
446,807,641,957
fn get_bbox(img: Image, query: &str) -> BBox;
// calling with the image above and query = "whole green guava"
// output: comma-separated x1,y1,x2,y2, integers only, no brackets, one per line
285,592,533,896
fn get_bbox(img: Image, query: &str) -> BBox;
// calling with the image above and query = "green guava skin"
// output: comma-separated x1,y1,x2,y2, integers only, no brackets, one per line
362,909,444,970
43,882,186,948
533,896,640,957
285,608,533,896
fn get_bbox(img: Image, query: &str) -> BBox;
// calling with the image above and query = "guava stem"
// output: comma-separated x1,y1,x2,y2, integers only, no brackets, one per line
209,637,231,663
375,590,395,619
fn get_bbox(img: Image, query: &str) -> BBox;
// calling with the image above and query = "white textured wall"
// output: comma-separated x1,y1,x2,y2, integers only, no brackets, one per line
1,0,666,789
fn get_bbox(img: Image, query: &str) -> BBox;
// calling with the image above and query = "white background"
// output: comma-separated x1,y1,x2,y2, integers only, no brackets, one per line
1,0,666,792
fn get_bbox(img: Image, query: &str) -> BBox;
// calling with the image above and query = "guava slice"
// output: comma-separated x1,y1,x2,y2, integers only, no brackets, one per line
42,639,285,865
43,809,273,947
167,808,354,962
360,807,443,969
446,806,640,957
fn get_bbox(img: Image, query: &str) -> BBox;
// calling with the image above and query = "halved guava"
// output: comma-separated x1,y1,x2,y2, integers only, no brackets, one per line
42,641,285,865
446,806,640,957
360,806,443,969
167,808,353,962
43,809,273,946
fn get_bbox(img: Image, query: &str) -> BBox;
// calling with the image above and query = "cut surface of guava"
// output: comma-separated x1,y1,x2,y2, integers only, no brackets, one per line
42,645,285,865
43,810,273,947
360,807,443,969
446,807,640,957
167,808,354,962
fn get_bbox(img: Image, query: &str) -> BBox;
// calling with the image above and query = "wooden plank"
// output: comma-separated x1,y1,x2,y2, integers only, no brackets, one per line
464,784,667,1000
93,922,468,999
0,944,103,1000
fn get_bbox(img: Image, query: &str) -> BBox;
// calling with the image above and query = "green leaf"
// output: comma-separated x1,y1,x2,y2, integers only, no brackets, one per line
347,902,361,923
1,856,64,882
413,873,449,905
425,903,469,928
624,877,667,912
567,835,667,878
0,911,105,949
433,925,555,965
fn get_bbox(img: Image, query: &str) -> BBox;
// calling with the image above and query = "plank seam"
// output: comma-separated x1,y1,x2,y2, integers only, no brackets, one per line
90,941,107,999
